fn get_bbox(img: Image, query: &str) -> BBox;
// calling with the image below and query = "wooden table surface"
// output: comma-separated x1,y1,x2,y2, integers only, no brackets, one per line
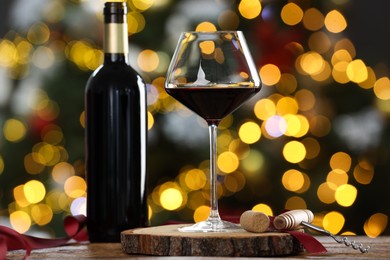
6,236,388,259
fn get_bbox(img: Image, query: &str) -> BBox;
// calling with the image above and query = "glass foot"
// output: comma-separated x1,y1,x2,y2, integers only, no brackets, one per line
178,218,243,232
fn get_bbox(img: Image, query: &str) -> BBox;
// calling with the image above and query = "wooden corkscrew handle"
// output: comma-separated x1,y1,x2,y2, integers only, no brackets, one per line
273,209,314,230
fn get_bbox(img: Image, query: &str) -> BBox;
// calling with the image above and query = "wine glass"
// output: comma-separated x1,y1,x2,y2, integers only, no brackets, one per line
165,31,261,232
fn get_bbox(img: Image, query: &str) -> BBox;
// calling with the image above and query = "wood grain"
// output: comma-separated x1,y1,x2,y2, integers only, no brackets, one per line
120,224,303,257
6,236,383,259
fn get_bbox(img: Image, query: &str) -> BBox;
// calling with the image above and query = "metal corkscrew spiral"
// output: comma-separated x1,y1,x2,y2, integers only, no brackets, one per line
301,221,370,253
271,210,370,254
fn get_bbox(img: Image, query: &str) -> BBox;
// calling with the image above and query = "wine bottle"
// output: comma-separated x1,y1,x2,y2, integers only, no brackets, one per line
85,2,148,242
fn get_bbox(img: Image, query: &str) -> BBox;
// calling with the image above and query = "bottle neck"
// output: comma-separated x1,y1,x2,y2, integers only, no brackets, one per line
104,53,128,64
103,18,129,64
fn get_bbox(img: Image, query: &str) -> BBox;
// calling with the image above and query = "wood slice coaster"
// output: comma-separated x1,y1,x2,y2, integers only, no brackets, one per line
121,224,304,257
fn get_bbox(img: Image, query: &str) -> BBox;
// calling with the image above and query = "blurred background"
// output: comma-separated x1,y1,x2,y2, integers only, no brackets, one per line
0,0,389,239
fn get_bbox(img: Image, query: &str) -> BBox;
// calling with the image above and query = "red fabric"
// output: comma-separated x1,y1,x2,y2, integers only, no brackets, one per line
286,230,327,254
0,215,88,259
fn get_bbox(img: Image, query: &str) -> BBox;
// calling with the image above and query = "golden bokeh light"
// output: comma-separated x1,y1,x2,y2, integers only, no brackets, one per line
147,111,154,130
283,141,306,163
137,49,159,72
276,97,298,115
323,211,345,234
217,151,239,174
302,137,320,159
132,0,155,11
31,204,53,226
31,142,61,167
285,114,309,138
259,64,281,86
52,162,75,184
127,12,145,34
295,89,315,111
195,22,217,32
330,151,351,172
281,3,303,26
64,176,86,198
374,77,390,100
311,61,332,82
285,196,307,210
324,10,347,33
282,169,304,192
199,41,215,55
332,61,349,84
238,0,262,20
0,39,17,67
327,169,348,188
317,182,336,204
252,203,273,216
358,66,376,89
353,159,374,185
24,180,46,204
302,8,324,31
238,121,261,144
67,40,103,71
224,171,246,193
331,49,352,66
364,213,388,238
27,22,50,45
283,114,301,137
299,51,325,75
3,119,27,143
10,211,31,234
335,184,357,207
194,205,210,222
184,168,207,190
346,59,368,83
160,187,183,211
254,99,276,121
13,185,30,207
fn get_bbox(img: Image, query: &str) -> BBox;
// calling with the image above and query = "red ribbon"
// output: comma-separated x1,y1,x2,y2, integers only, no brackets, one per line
0,215,88,259
284,230,327,254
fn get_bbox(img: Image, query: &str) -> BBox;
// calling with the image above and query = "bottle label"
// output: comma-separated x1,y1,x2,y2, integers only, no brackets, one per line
104,23,129,54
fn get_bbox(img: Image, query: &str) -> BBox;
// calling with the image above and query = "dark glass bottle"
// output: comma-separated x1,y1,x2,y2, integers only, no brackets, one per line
85,2,148,242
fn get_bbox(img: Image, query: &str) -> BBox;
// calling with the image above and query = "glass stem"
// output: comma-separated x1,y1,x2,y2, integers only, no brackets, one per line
208,123,221,223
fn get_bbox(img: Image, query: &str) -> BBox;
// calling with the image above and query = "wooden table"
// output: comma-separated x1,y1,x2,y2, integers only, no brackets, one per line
6,236,388,259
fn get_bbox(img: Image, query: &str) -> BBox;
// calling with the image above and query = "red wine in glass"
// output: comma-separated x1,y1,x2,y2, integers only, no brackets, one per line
166,85,260,125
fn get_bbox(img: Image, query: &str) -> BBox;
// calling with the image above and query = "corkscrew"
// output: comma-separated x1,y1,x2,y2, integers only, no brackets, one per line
273,210,370,254
241,210,370,254
300,221,370,253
